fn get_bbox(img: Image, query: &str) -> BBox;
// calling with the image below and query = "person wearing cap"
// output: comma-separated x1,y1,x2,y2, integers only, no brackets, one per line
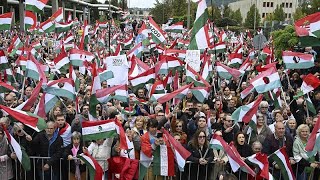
195,112,212,139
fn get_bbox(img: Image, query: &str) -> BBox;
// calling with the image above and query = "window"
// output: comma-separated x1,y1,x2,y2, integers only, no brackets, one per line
285,13,288,18
281,3,285,7
263,2,266,7
288,13,292,18
286,3,289,8
270,2,274,7
289,3,293,8
262,13,266,18
267,2,270,7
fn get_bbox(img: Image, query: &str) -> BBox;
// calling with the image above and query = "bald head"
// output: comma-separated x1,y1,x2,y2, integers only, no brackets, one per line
275,122,285,138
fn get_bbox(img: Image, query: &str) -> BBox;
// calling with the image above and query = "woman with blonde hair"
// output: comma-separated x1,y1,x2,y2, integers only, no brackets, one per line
293,124,319,180
132,116,147,136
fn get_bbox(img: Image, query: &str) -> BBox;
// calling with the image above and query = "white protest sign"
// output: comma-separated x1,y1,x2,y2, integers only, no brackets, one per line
185,50,201,72
104,55,129,86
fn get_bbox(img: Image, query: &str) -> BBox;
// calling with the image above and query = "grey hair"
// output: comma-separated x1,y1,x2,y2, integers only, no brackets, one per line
252,141,262,148
259,101,269,108
72,131,81,139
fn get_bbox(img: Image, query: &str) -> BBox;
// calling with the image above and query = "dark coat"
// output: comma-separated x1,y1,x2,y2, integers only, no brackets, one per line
32,131,63,170
185,144,214,180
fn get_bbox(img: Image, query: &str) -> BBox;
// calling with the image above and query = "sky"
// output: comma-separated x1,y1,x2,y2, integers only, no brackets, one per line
97,0,156,8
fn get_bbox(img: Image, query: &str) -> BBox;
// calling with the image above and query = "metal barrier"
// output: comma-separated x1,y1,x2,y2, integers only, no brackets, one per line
2,156,313,180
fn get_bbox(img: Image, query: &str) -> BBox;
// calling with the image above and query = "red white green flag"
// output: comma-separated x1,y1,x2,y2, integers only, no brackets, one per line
2,125,31,171
24,11,37,30
78,152,104,180
282,51,314,69
0,12,13,30
270,147,296,180
295,12,320,38
216,61,244,80
147,16,167,44
45,78,75,100
26,0,48,14
305,116,320,157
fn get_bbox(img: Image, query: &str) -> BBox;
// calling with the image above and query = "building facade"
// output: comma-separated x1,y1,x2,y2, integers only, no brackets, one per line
229,0,299,23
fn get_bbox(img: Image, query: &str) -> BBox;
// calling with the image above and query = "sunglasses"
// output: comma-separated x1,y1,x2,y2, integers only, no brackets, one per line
198,136,206,139
176,125,182,127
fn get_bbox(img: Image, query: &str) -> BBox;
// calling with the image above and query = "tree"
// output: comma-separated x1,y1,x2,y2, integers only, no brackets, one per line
223,5,233,18
293,7,306,21
230,9,242,25
110,0,118,6
150,0,172,24
273,5,285,21
119,0,128,10
244,4,260,29
208,5,221,22
271,25,299,60
172,0,187,17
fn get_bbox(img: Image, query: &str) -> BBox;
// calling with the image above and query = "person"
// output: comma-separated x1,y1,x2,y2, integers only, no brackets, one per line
285,118,297,139
56,113,72,147
293,124,319,180
85,137,114,179
186,129,213,180
262,122,295,180
251,141,263,154
221,114,239,143
258,101,274,125
32,121,63,180
244,113,272,144
140,118,175,180
0,126,14,180
131,116,147,136
63,131,86,180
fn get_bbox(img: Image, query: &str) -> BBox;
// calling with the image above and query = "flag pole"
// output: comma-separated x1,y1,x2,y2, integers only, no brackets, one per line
19,76,27,100
306,93,310,118
236,72,245,90
280,87,288,108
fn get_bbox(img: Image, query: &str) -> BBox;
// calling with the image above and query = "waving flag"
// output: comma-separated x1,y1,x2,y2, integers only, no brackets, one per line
26,53,46,82
7,36,23,56
24,11,37,30
295,12,320,38
150,83,193,103
0,81,17,93
45,78,75,100
0,50,9,70
210,134,256,176
190,87,210,103
0,12,13,30
165,22,184,33
53,48,70,73
208,42,226,54
69,48,95,66
78,152,104,180
129,68,155,92
228,53,242,68
128,55,149,78
40,19,55,33
147,16,166,44
186,64,210,87
16,80,43,111
2,125,31,171
0,105,47,132
250,67,281,93
55,21,73,33
305,116,320,157
25,0,48,13
282,51,314,69
189,0,210,50
216,61,244,80
247,153,273,180
95,85,122,103
294,73,320,98
270,147,296,180
232,94,263,124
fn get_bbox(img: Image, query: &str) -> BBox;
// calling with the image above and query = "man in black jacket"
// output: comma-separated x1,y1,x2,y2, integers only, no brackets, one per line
32,121,63,180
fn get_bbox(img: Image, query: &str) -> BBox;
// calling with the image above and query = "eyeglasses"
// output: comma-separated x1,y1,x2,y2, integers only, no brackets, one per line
176,125,182,128
198,136,206,139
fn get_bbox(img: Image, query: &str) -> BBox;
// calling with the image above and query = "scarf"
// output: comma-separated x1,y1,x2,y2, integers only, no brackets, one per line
71,145,81,180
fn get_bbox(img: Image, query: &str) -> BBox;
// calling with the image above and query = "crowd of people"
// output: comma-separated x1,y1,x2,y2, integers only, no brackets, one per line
0,5,320,180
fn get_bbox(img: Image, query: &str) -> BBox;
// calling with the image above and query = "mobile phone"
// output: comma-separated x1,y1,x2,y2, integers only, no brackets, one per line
157,132,163,138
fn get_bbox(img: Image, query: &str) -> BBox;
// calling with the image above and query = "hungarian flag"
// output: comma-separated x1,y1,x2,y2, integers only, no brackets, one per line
16,79,43,111
305,94,316,115
0,50,9,70
82,120,118,141
122,34,134,48
208,42,226,54
26,53,47,82
247,153,273,180
26,0,48,14
231,94,263,124
305,116,320,157
64,32,74,44
55,21,73,33
0,12,13,30
250,67,281,93
89,63,101,119
69,48,95,67
95,85,122,103
209,134,256,176
135,22,149,44
294,73,320,98
2,125,31,171
112,84,128,102
98,68,114,82
50,8,63,22
189,0,210,50
40,19,55,33
270,147,296,180
78,152,104,180
150,83,193,104
148,79,166,97
163,129,191,171
155,56,168,75
228,53,242,68
30,41,42,50
97,21,108,29
127,42,144,59
79,20,90,50
0,105,47,132
165,22,184,33
24,11,37,30
216,61,244,80
163,49,186,59
0,81,17,93
7,36,23,56
45,78,76,100
147,16,166,44
190,86,210,103
128,55,149,78
129,68,155,92
282,51,314,69
53,47,69,73
166,55,185,71
239,56,253,71
186,64,210,87
295,12,320,38
68,65,80,92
